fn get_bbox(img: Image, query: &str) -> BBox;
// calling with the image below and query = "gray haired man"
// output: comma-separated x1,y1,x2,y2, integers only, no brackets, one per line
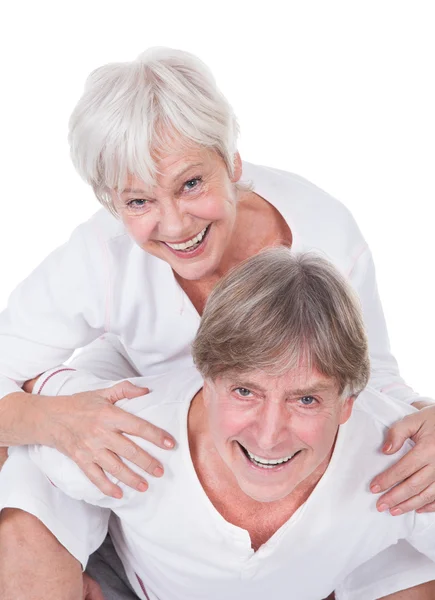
1,249,435,599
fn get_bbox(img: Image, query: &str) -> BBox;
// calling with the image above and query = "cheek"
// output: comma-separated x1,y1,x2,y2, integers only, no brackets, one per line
294,416,338,450
122,216,155,245
210,403,250,441
198,188,237,221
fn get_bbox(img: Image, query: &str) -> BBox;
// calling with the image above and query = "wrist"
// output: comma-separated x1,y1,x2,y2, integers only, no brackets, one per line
0,391,51,446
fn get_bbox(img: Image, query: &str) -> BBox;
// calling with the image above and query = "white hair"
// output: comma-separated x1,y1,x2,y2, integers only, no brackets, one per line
68,47,240,213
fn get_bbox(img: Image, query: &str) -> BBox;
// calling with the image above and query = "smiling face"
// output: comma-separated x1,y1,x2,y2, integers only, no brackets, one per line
110,145,242,281
203,367,354,503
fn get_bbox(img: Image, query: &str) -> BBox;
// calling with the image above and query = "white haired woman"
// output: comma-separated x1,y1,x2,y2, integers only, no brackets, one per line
0,48,435,599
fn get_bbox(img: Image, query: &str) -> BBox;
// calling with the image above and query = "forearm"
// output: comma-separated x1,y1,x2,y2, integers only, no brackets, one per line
0,391,50,447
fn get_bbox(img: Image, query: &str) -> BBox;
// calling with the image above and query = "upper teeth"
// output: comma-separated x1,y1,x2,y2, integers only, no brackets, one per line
166,227,208,251
246,449,296,466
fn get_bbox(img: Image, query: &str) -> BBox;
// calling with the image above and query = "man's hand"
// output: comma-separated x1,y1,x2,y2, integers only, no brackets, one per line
370,405,435,514
83,573,105,600
22,375,40,394
0,447,8,470
38,381,175,498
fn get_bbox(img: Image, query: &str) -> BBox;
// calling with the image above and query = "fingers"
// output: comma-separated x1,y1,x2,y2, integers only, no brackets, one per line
383,481,435,516
370,445,428,493
78,461,124,499
381,412,423,455
417,501,435,513
374,465,435,513
108,435,164,479
114,408,175,450
102,381,150,404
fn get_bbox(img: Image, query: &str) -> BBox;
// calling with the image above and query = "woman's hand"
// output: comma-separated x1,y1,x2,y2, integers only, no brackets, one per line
38,381,175,498
370,405,435,514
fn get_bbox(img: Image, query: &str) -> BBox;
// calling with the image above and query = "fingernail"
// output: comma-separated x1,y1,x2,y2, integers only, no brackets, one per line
114,490,123,499
378,503,389,512
153,466,164,477
137,482,148,492
390,508,402,516
371,484,381,493
164,438,174,449
383,443,392,453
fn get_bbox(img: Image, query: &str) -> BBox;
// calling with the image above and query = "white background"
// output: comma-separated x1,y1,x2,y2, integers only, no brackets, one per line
0,1,434,396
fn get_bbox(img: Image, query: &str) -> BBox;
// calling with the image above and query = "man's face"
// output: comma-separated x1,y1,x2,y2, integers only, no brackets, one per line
203,367,354,503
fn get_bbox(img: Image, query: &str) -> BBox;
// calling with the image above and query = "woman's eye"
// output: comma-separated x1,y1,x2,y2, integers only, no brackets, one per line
299,396,317,406
126,199,148,210
183,177,202,191
234,387,252,398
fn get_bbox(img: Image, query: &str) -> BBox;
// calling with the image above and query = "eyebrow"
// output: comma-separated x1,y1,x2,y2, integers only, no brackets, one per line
234,381,335,396
120,163,205,195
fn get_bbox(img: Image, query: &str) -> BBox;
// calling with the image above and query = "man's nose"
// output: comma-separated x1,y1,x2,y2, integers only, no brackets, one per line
255,401,287,451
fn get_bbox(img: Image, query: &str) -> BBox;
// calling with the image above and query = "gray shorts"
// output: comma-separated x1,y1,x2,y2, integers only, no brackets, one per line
88,537,335,600
86,535,139,600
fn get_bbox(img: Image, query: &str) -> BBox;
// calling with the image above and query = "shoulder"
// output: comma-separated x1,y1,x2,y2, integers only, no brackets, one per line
339,388,416,476
115,366,202,430
78,208,129,244
242,161,367,274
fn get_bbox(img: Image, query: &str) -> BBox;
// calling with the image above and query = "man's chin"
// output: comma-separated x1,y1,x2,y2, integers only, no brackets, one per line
236,478,296,503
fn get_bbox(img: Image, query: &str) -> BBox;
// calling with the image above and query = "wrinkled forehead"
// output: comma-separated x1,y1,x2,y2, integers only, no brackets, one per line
207,366,340,396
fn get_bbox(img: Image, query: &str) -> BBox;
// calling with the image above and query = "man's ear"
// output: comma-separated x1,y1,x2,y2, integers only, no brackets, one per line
202,380,212,406
339,396,356,425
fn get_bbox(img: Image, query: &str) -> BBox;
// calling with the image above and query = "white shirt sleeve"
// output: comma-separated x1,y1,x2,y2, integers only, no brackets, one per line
0,221,107,399
407,514,435,561
349,246,432,405
34,335,141,397
27,442,137,507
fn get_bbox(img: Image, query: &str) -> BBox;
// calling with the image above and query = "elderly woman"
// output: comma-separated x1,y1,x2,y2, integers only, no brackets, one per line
0,47,434,597
2,249,435,600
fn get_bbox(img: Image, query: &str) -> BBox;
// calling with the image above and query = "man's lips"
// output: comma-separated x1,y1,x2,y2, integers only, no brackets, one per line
237,442,302,470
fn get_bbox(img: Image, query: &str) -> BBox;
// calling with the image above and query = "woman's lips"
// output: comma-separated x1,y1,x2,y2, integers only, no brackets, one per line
163,224,211,259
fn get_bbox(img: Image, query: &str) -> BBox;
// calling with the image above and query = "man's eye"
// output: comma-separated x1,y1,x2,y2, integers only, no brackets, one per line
299,396,317,406
234,387,252,398
184,177,202,191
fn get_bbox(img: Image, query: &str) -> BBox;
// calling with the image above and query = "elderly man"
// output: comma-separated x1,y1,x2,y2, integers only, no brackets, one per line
1,249,435,600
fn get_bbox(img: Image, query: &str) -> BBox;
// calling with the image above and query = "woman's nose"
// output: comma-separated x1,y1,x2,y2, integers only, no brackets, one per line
159,201,186,238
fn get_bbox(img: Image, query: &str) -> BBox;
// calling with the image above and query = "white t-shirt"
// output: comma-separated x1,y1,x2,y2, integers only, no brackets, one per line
0,162,428,406
4,366,435,600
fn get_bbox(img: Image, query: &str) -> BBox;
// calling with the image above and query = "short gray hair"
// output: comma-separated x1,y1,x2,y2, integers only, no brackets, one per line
192,248,370,397
68,47,239,213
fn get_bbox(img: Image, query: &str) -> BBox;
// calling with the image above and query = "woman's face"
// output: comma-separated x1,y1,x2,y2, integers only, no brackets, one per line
111,145,242,281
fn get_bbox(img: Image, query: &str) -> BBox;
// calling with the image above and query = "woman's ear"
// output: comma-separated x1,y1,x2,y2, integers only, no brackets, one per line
232,152,242,183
